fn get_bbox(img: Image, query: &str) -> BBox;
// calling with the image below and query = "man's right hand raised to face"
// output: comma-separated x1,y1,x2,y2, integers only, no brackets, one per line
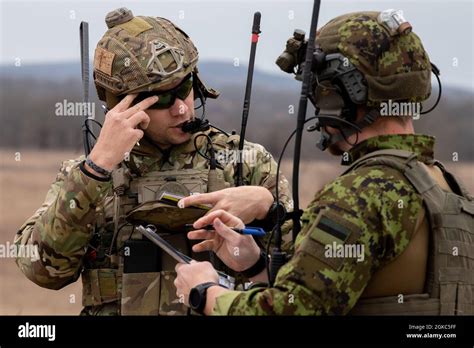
85,94,158,177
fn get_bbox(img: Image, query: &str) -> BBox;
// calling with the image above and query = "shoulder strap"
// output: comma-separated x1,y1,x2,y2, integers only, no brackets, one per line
432,160,472,199
342,149,417,176
343,149,442,197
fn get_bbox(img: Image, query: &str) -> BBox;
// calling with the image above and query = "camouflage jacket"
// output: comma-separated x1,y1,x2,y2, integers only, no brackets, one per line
213,134,436,315
14,127,292,315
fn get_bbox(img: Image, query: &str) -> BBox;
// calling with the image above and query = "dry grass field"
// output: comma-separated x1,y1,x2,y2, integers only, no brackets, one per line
0,149,472,315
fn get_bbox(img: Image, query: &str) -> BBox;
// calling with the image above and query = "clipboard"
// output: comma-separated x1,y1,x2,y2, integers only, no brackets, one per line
136,225,235,289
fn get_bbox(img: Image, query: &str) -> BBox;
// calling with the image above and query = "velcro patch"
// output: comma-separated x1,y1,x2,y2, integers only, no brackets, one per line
94,47,115,76
298,209,362,271
313,215,352,245
117,17,153,36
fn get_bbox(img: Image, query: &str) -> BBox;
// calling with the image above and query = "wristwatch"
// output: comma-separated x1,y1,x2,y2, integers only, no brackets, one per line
189,282,219,314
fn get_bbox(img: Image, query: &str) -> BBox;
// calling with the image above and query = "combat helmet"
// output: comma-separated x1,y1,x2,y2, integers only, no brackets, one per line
93,7,218,108
276,10,441,151
316,10,433,106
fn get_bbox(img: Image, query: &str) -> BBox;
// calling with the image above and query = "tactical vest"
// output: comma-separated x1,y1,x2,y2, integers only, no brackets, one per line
81,143,232,315
342,149,474,315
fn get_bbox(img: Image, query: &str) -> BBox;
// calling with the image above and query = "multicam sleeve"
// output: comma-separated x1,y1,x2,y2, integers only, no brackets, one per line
243,141,293,213
14,158,112,290
212,165,422,315
242,140,294,249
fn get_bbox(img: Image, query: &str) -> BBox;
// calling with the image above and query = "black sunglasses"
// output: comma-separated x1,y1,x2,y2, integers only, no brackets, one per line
130,74,194,110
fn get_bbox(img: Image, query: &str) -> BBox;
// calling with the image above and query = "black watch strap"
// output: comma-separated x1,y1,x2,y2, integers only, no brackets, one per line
85,156,112,178
251,201,287,231
240,250,267,278
267,200,286,225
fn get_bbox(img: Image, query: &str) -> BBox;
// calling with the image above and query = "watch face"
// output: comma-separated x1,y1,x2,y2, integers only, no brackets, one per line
189,287,202,310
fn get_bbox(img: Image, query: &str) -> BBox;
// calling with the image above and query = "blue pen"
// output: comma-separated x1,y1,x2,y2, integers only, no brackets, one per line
185,224,266,237
233,226,266,237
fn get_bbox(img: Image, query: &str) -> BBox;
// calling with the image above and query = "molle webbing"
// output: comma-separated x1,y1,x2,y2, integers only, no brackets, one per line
82,268,119,306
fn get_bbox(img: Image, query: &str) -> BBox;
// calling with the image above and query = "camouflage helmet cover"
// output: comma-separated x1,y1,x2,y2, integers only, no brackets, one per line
93,8,199,106
316,11,432,104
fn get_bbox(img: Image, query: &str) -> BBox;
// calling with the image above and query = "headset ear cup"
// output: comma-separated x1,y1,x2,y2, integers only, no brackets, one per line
192,79,207,112
193,71,220,100
331,80,357,121
197,87,205,103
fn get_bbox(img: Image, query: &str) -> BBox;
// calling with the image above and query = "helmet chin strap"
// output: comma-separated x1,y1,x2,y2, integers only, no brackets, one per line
312,109,379,151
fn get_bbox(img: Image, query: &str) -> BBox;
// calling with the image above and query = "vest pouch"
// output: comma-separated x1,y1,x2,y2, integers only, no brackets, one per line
121,239,161,315
82,268,119,307
439,268,474,315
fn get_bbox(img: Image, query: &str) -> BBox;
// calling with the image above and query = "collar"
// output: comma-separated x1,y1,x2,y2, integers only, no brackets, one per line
346,134,435,165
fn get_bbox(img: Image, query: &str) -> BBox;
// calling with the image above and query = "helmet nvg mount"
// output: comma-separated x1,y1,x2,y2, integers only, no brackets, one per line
93,7,218,110
276,9,441,151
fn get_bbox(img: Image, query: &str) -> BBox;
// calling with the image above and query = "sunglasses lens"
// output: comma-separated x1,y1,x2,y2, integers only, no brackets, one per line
152,93,175,109
177,79,193,100
150,77,193,109
127,75,194,110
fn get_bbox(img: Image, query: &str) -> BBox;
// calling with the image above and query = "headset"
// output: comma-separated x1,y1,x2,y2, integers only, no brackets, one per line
305,48,442,151
269,14,443,282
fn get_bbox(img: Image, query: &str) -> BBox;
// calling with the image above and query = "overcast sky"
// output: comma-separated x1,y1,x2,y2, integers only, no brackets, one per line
1,0,473,89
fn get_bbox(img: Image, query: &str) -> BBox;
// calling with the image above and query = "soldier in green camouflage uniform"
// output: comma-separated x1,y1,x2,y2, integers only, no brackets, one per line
174,10,474,315
14,8,292,316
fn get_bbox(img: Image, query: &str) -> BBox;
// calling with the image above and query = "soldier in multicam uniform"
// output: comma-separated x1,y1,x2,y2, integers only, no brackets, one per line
174,10,474,315
14,8,292,316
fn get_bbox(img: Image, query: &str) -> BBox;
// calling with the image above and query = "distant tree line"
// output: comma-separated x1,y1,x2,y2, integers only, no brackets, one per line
1,77,473,163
